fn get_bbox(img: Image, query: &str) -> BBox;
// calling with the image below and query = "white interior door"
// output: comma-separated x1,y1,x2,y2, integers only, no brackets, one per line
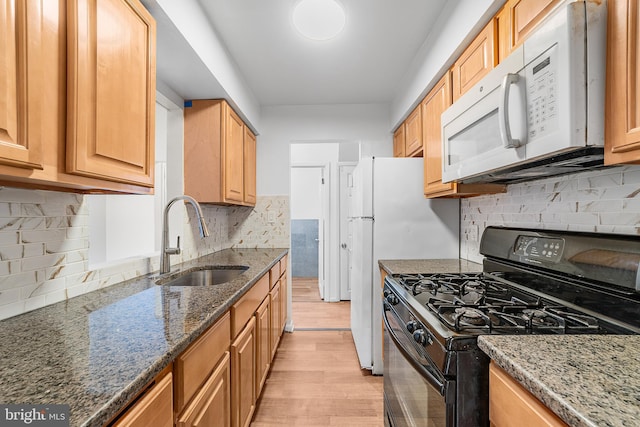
339,163,356,300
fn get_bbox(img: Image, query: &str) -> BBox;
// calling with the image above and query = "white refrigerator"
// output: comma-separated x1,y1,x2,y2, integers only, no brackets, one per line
348,157,459,374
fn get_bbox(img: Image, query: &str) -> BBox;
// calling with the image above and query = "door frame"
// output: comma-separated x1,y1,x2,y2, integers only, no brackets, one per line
338,161,357,300
290,162,331,301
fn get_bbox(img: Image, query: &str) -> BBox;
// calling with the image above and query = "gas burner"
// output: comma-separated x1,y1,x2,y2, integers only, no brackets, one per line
455,308,488,326
454,290,484,306
521,309,563,328
411,279,439,295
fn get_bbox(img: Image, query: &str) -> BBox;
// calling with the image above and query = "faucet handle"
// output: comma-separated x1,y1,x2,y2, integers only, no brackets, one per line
165,236,181,255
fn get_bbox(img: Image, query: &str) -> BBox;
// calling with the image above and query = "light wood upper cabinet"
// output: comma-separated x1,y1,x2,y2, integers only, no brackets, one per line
224,107,244,203
113,371,173,427
66,0,155,187
509,0,561,51
393,125,405,157
605,0,640,165
243,127,257,205
423,74,453,196
452,19,496,102
489,362,568,427
495,3,512,63
184,99,256,206
404,106,423,157
422,73,506,199
0,0,44,170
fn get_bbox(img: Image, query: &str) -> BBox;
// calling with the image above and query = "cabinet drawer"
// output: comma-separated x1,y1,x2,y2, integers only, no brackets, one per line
231,274,269,338
113,372,173,427
175,312,231,413
489,362,567,427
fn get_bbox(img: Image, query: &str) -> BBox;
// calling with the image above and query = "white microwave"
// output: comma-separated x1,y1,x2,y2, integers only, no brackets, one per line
441,0,606,184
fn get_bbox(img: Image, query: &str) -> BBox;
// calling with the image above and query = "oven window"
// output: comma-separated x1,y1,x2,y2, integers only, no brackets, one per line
384,322,447,426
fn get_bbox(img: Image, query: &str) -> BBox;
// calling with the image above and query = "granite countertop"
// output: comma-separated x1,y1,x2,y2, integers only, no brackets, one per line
0,248,288,427
378,258,482,275
479,335,640,427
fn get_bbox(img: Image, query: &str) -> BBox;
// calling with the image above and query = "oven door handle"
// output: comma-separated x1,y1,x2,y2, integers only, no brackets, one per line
383,304,448,396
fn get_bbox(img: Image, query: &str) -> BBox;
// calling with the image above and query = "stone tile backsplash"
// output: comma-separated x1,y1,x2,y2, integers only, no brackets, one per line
461,166,640,263
0,188,290,321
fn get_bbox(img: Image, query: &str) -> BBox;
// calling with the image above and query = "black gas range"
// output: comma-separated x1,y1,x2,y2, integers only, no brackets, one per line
383,226,640,427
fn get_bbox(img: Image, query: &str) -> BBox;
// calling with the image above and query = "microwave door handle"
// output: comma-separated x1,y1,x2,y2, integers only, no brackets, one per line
499,73,522,149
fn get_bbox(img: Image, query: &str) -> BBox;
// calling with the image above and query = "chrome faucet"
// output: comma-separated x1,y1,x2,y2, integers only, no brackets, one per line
160,195,210,274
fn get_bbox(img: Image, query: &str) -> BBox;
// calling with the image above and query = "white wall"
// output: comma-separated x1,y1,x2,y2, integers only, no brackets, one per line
257,104,392,196
390,0,504,128
291,169,323,219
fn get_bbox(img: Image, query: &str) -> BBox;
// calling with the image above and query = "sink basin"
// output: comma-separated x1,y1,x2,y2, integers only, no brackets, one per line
157,266,249,287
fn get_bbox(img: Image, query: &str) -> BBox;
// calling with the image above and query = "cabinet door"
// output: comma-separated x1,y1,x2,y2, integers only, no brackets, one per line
0,0,43,169
489,362,568,427
605,0,640,164
423,74,454,196
280,273,287,334
255,297,270,397
404,106,422,157
509,0,561,51
269,280,282,360
231,317,256,427
452,20,496,102
393,125,405,157
177,353,231,427
243,127,256,205
113,372,173,427
496,3,512,63
224,106,245,203
66,0,155,187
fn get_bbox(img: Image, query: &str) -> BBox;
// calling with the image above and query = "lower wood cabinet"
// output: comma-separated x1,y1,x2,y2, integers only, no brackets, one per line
231,317,256,427
174,313,231,414
269,280,282,360
176,353,231,427
489,362,567,427
255,296,271,397
112,370,173,427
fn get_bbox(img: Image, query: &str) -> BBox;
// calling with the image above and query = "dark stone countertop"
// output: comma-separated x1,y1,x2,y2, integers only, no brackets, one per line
479,332,640,426
0,248,288,427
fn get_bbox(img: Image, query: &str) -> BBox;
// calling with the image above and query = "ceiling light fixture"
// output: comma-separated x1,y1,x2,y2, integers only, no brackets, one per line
292,0,346,41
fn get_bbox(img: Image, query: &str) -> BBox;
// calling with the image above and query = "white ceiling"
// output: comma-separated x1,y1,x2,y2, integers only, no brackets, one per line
196,0,449,106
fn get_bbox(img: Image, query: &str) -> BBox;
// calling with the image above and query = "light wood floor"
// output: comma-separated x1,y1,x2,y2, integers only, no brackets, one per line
251,277,384,426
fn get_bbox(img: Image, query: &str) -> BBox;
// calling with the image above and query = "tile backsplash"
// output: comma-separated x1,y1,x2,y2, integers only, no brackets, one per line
461,166,640,263
0,189,290,321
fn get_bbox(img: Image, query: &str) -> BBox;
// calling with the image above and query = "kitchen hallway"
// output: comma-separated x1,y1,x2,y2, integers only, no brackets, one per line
251,278,384,426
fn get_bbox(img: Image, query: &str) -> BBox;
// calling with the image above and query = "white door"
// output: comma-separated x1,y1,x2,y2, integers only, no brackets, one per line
339,163,356,300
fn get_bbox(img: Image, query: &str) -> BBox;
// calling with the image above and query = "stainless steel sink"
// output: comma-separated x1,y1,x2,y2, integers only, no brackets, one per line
156,266,249,287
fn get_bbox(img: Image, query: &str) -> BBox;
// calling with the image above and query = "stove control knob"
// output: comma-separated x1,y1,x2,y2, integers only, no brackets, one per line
386,294,399,305
413,330,432,346
406,320,419,333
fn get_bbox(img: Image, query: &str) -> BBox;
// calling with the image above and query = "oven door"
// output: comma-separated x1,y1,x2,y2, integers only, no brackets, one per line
383,302,455,427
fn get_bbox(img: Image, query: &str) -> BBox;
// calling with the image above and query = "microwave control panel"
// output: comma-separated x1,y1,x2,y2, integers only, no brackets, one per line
525,46,558,141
